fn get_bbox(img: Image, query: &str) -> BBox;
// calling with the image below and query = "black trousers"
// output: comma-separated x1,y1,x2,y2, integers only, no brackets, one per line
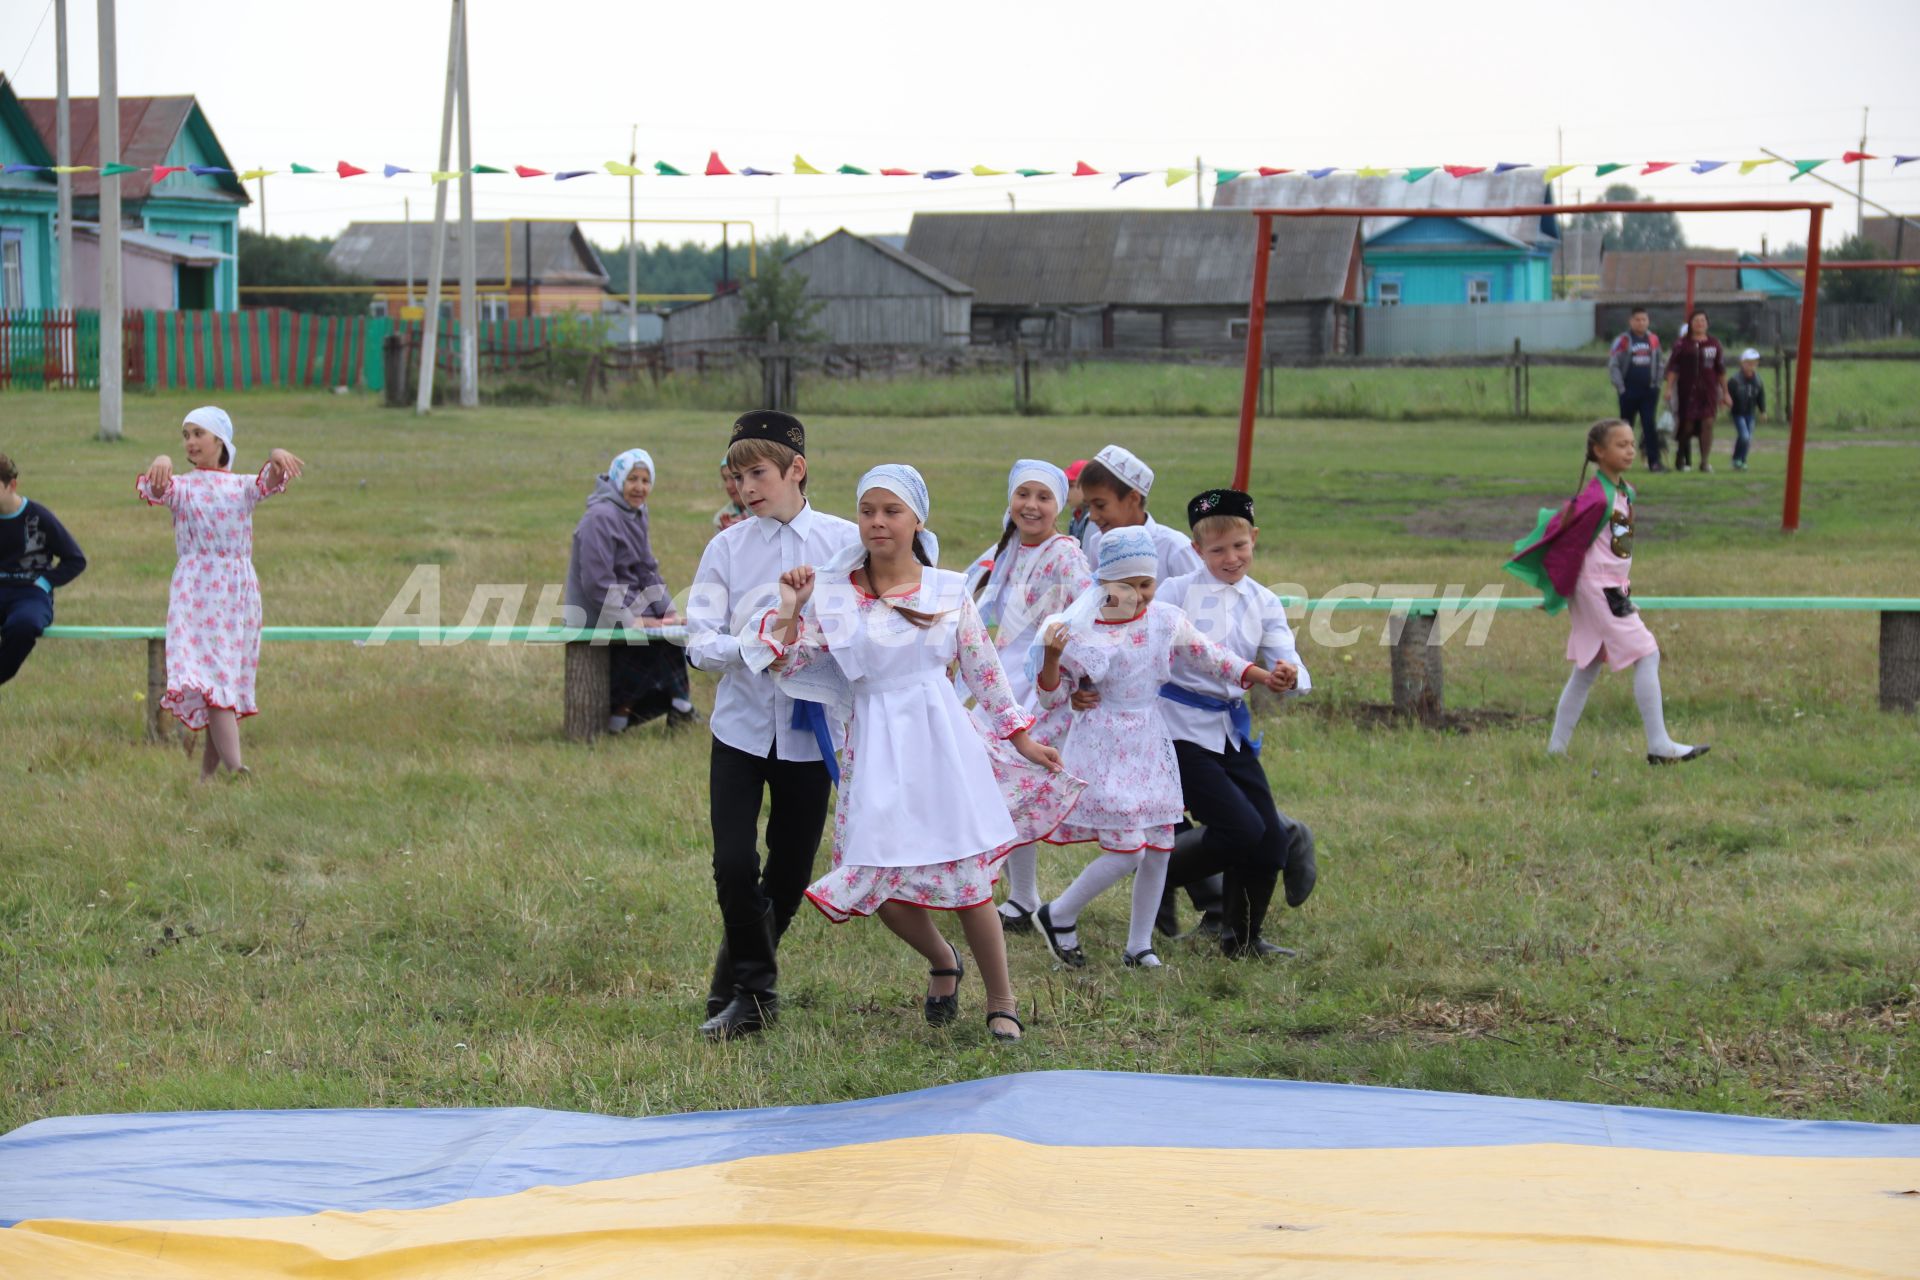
610,642,689,723
707,736,832,1002
0,586,53,686
1166,739,1291,940
1619,386,1661,468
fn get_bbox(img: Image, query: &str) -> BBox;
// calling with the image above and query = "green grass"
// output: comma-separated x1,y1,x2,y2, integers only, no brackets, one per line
2,387,1917,1134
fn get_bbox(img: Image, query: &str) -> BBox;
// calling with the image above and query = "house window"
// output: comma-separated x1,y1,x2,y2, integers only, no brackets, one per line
481,297,510,323
1466,276,1492,305
0,230,23,310
1227,318,1250,340
368,298,390,318
1376,279,1402,307
189,234,212,248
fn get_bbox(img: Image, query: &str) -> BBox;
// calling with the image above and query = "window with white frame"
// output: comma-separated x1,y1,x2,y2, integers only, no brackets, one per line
368,298,389,317
481,297,510,323
1376,279,1402,307
0,231,22,309
1465,276,1491,305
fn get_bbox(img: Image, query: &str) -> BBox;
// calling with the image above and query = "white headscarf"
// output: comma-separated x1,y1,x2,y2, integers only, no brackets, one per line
968,459,1070,613
821,463,941,574
1093,444,1153,495
1022,525,1158,683
610,448,654,491
184,405,235,467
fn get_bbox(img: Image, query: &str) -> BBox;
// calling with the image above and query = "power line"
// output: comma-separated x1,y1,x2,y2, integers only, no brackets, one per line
6,0,55,86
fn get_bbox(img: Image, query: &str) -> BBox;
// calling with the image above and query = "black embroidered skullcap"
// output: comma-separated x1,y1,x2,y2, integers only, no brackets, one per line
730,410,807,455
1187,488,1256,528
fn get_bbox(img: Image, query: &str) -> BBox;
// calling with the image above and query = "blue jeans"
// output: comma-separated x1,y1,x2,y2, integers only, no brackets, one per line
0,584,54,685
1619,386,1662,468
1732,415,1755,465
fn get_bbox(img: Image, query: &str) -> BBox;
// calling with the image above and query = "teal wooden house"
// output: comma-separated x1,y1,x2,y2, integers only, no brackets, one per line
0,75,58,310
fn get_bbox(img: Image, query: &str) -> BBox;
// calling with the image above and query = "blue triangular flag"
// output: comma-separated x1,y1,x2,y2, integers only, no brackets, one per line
1895,155,1918,168
1112,171,1149,187
188,164,232,176
1307,167,1336,179
740,167,780,176
382,164,412,178
1493,161,1528,173
553,170,591,180
1690,160,1728,174
3,163,47,175
924,169,963,180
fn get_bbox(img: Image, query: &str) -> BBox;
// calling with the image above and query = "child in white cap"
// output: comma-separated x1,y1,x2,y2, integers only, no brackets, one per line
138,406,304,781
1727,349,1767,472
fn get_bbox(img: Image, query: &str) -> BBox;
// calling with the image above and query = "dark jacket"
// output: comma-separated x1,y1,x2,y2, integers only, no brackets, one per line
0,499,87,592
1727,370,1766,417
564,477,670,627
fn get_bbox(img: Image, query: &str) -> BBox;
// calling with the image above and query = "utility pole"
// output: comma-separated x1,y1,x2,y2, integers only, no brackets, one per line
96,0,121,441
404,196,415,307
416,0,461,414
54,0,72,310
455,0,479,407
1857,107,1868,238
257,171,267,234
1195,154,1203,210
627,123,638,346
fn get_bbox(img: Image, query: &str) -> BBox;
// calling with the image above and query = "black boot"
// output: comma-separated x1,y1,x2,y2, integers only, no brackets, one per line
705,942,733,1019
700,908,779,1041
1221,869,1293,958
1281,818,1317,908
1157,826,1210,939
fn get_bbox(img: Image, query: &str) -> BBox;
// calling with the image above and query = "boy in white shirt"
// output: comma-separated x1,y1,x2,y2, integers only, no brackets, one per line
684,411,859,1040
1076,444,1202,582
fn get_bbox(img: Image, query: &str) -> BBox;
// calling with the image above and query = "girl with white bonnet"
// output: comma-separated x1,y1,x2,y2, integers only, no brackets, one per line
137,406,304,781
1029,525,1294,969
563,446,692,734
961,459,1092,933
746,464,1085,1042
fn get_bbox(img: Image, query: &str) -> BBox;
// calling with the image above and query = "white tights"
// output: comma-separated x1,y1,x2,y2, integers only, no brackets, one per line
1549,649,1689,757
1047,848,1169,957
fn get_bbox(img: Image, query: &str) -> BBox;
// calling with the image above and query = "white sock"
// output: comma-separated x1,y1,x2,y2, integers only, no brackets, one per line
1633,651,1690,756
1000,843,1039,914
671,697,694,714
1048,852,1138,948
607,714,630,734
1127,852,1170,957
1548,658,1603,754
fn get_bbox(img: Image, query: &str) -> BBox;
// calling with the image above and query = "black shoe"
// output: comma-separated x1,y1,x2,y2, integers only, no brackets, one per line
699,992,778,1042
987,1010,1025,1042
1037,902,1085,969
997,901,1036,934
1648,744,1711,766
1282,822,1318,909
924,943,964,1026
1222,933,1298,959
1122,948,1164,969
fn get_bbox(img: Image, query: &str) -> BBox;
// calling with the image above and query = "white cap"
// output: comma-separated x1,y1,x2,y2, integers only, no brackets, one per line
1740,348,1761,361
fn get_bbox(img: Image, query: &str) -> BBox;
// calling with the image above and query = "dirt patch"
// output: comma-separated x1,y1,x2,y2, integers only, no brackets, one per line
1325,702,1527,734
1402,495,1566,542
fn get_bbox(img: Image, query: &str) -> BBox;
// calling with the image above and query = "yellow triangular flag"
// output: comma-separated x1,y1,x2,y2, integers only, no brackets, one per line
49,165,95,174
1543,163,1577,182
237,168,275,181
1356,166,1390,178
1738,158,1777,175
604,161,643,177
793,154,823,175
971,164,1006,177
429,170,462,183
1164,167,1194,187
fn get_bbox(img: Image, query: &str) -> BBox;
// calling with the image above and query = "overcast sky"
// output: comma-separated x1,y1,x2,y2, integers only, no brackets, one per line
6,0,1918,255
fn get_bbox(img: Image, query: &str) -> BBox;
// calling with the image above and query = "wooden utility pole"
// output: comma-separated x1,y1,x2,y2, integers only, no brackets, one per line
96,0,122,441
54,0,72,309
1857,107,1868,238
455,0,479,407
627,123,639,346
415,0,462,415
1195,155,1203,210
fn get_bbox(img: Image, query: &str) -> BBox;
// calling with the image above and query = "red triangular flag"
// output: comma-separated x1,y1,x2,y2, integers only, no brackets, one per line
878,167,917,176
1641,161,1677,175
336,161,368,178
1842,151,1877,164
1257,166,1292,177
150,165,185,181
705,152,732,176
1443,165,1486,178
514,164,548,178
1073,161,1100,176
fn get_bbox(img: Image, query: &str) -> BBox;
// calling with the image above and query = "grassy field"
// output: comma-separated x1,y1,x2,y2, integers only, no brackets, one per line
2,386,1917,1136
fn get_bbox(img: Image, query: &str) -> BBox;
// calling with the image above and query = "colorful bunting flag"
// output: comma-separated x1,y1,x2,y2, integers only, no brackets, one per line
1492,161,1528,173
1015,168,1052,177
605,161,643,177
837,164,870,175
1164,167,1194,186
1214,169,1245,183
1443,165,1485,178
1640,161,1676,175
1355,166,1390,178
554,170,591,180
1789,159,1827,180
654,161,687,176
1543,164,1577,182
740,167,779,176
514,165,548,178
1256,167,1291,177
705,152,732,176
1307,167,1335,179
971,164,1006,176
289,163,320,174
429,171,461,183
149,165,185,181
238,168,274,181
188,165,231,177
1894,156,1917,167
1842,151,1876,164
1594,163,1626,176
925,169,962,180
793,155,823,175
1689,160,1726,174
1404,166,1437,183
879,167,917,176
1737,159,1775,175
49,165,93,173
337,161,367,178
1,163,44,175
1113,171,1149,187
471,165,506,175
1072,161,1100,176
382,164,411,178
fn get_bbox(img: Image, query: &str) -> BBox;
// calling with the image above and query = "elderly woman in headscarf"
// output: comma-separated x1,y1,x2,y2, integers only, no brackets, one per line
565,447,694,734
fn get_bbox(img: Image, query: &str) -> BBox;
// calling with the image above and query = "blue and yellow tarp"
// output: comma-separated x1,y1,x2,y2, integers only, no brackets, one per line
3,1070,1915,1277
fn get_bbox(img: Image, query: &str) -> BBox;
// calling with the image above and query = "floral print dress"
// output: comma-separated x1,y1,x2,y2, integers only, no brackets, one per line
765,568,1086,922
1040,600,1254,853
136,466,286,730
967,533,1092,748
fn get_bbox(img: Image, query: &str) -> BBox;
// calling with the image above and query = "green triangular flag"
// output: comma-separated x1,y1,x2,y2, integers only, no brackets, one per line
654,161,687,176
1213,168,1244,184
471,164,507,174
1014,168,1053,177
1594,163,1626,176
1789,159,1828,181
836,164,870,175
99,162,141,176
1404,166,1437,183
289,163,320,174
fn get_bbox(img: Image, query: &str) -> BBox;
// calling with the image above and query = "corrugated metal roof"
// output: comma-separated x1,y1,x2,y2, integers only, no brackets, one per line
74,222,231,263
15,93,246,204
1214,169,1559,248
326,221,609,287
1598,249,1751,301
903,210,1359,307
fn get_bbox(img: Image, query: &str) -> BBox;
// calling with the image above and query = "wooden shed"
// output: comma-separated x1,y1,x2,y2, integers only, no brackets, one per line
663,229,972,346
902,210,1362,357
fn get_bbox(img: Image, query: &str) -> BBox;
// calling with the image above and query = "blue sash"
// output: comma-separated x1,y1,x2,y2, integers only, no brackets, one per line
790,699,840,784
1157,682,1260,756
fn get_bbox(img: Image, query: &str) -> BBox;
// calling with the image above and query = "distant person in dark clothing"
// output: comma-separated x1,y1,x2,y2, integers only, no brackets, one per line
1664,309,1731,473
1727,348,1767,471
1608,307,1667,473
0,453,88,685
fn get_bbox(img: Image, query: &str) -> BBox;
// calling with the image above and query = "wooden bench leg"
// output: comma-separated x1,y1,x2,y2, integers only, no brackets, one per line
1881,611,1920,713
1389,610,1444,724
564,640,610,742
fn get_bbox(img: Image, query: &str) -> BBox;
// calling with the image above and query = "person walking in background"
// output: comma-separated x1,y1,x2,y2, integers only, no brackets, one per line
1664,309,1730,473
1608,307,1667,473
1727,348,1767,472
